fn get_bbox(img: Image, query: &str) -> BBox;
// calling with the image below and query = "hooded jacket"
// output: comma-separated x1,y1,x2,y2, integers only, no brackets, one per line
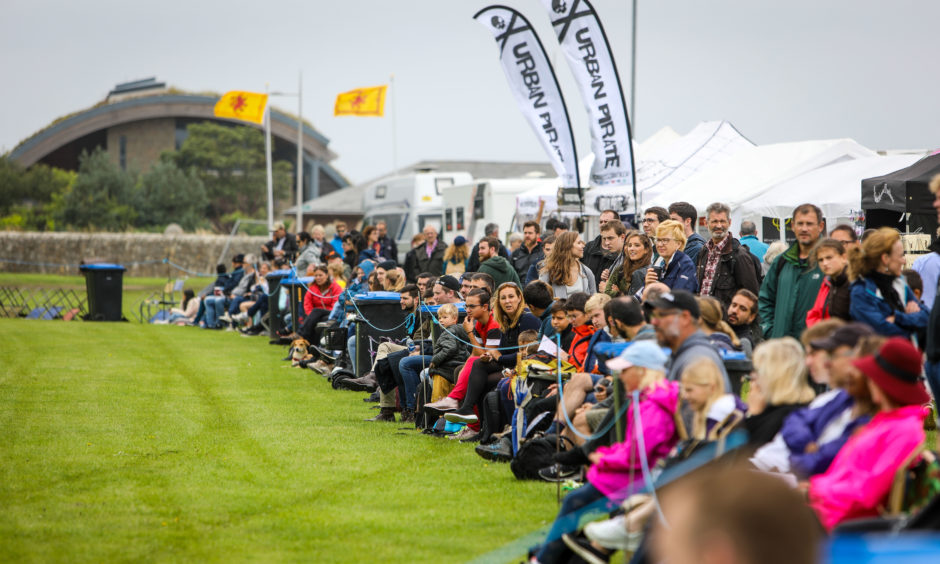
758,242,823,339
477,255,522,288
667,330,731,391
566,323,597,372
586,381,680,501
429,324,471,383
849,275,928,339
656,251,698,293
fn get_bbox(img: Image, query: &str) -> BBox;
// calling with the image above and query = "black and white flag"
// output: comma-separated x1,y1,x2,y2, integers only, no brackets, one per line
474,5,580,187
540,0,636,189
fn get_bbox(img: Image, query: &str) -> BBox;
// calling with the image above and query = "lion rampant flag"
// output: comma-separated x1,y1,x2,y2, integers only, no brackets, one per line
214,91,268,125
334,85,387,117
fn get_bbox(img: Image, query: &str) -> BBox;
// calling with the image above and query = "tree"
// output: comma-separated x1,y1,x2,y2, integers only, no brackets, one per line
0,156,75,231
55,148,138,231
169,122,293,230
137,159,208,231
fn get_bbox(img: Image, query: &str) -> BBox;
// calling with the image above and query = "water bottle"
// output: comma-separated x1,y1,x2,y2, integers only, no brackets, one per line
406,337,415,353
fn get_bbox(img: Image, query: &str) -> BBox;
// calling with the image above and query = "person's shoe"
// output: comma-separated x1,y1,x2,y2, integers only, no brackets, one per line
343,372,378,392
584,515,642,552
365,408,396,422
219,312,233,323
444,410,478,425
309,360,332,374
363,391,380,402
459,431,482,443
232,312,249,323
400,409,416,423
561,534,610,564
448,426,477,441
424,396,459,410
538,464,583,483
475,436,513,462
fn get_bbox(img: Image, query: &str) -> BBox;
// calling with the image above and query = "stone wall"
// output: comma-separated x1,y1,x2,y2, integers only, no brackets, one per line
0,232,269,278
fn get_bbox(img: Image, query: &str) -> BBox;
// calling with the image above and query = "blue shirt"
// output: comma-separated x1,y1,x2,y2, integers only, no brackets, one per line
913,252,940,309
740,235,769,263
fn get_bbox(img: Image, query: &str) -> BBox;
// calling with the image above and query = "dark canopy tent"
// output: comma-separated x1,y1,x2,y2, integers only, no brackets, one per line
862,153,940,240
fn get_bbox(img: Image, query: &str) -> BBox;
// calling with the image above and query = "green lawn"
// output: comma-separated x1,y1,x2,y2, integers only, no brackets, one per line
0,319,557,563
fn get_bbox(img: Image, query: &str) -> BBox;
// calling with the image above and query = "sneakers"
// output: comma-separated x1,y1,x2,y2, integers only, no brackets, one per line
365,408,396,422
448,426,477,441
538,464,583,483
400,409,416,423
444,410,478,425
560,534,611,564
232,312,249,323
584,515,643,552
424,396,459,412
219,312,233,323
475,436,512,462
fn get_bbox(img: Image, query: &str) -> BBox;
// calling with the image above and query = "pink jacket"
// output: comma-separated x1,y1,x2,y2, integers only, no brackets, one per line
809,404,926,531
586,381,680,501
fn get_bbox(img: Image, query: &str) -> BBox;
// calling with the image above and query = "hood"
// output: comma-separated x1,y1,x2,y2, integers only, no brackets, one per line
781,239,820,269
642,380,680,414
573,324,595,338
358,260,375,277
482,255,513,274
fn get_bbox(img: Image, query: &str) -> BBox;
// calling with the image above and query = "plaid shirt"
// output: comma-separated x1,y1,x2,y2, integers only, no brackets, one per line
700,233,732,296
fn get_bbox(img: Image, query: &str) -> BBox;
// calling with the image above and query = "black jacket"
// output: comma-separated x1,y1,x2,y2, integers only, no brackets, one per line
430,325,471,383
262,233,298,262
510,242,544,281
404,241,448,283
582,235,607,282
378,235,398,264
695,237,761,311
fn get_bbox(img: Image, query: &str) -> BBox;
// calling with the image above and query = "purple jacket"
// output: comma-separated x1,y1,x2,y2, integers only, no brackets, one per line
587,382,680,501
781,390,871,478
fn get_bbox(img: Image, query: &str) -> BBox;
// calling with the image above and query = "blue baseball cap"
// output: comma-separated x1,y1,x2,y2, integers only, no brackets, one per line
605,341,669,372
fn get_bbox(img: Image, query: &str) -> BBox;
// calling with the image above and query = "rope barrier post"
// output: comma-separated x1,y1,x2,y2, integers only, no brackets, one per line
555,331,563,504
614,375,625,444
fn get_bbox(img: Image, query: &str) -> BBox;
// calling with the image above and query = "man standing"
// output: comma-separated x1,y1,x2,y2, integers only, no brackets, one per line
511,220,544,281
596,219,628,294
759,204,825,340
829,224,860,253
727,289,762,346
476,236,521,288
330,222,347,259
924,174,940,405
376,220,398,263
582,210,619,281
642,206,669,262
695,202,761,311
467,222,509,272
669,202,707,265
739,220,769,263
404,225,447,282
645,290,731,390
261,222,298,262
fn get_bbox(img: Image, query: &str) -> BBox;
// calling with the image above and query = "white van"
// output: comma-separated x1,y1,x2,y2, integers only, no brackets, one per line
441,177,557,245
361,169,472,263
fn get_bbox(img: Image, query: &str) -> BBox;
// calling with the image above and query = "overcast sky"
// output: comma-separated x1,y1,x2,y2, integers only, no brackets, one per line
2,0,938,185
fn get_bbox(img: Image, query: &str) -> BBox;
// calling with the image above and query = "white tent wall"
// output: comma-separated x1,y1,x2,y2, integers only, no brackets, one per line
735,154,923,241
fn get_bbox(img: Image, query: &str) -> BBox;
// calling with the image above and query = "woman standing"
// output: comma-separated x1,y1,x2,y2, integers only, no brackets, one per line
539,231,597,298
644,219,698,293
848,227,928,341
604,231,652,298
444,282,540,432
359,225,390,262
442,235,470,275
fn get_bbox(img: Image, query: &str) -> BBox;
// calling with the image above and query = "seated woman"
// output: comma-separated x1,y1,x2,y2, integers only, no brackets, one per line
443,282,540,439
644,219,698,294
848,227,928,341
531,341,680,564
808,337,929,531
604,230,652,299
296,265,343,343
539,231,597,298
383,268,406,292
696,295,741,351
744,338,815,447
166,288,200,326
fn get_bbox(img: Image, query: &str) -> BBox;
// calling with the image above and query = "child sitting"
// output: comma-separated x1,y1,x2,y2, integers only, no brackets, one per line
564,292,596,372
426,304,471,387
549,298,575,356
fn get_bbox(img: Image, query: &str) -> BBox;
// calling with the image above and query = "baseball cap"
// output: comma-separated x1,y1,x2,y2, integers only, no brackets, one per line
605,341,669,372
437,275,461,293
454,235,467,246
377,260,397,271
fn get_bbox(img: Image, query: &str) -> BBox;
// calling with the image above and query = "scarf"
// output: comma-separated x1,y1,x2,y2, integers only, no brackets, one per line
700,233,732,296
869,271,904,312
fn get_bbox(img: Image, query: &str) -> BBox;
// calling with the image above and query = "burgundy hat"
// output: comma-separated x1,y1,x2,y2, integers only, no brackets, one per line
853,337,928,406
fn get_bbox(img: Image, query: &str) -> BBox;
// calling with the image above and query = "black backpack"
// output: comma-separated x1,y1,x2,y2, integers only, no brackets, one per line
510,433,575,480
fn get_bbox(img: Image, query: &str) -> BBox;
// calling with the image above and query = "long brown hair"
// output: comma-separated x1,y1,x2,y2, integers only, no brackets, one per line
492,282,526,332
621,230,653,280
848,227,900,281
541,231,580,286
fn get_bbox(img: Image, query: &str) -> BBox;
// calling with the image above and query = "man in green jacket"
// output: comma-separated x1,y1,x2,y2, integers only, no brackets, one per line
477,236,521,288
759,204,825,339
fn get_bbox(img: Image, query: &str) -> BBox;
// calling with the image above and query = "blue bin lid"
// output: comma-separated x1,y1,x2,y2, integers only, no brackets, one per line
420,302,466,314
280,276,313,285
353,291,401,302
266,269,292,279
80,263,126,271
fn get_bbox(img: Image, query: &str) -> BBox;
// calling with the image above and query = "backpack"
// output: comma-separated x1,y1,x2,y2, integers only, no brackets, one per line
510,433,575,480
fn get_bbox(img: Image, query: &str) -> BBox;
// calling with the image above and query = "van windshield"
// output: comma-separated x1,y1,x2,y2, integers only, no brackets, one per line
364,213,404,240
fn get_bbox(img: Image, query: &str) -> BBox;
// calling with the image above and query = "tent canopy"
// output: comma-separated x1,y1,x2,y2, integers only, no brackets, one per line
862,152,940,238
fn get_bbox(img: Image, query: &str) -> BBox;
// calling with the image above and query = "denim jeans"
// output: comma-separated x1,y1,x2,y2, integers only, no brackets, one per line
926,361,940,416
399,355,433,410
203,296,228,328
347,334,357,375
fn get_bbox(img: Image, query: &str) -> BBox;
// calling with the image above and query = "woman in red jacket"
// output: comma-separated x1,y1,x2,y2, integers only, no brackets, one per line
298,265,343,342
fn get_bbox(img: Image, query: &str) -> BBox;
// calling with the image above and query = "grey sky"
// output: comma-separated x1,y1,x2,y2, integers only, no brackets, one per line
2,0,937,185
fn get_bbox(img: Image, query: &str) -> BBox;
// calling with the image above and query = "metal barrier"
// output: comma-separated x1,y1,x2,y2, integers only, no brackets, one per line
0,287,87,320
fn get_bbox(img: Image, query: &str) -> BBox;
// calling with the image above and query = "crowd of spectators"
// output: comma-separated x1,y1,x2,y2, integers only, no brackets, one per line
163,176,940,563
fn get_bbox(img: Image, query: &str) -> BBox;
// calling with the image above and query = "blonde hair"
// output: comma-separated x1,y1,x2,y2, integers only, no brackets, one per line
327,262,346,283
584,293,612,314
311,224,325,237
696,296,741,348
384,269,406,292
656,219,687,250
681,358,726,439
443,241,469,263
637,366,668,393
764,241,788,266
492,283,526,332
752,338,815,405
437,303,458,320
847,227,901,281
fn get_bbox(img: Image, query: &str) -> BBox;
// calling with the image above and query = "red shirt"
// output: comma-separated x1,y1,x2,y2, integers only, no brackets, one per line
474,315,502,350
303,281,343,314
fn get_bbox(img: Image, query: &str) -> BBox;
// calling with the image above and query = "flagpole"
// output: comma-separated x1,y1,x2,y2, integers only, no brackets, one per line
296,71,304,233
265,83,274,232
390,74,398,173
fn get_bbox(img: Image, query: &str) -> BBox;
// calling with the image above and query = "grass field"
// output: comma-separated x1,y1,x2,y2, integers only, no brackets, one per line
0,318,558,563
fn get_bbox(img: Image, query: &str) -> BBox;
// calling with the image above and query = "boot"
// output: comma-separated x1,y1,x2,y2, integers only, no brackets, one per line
365,407,396,422
343,372,378,392
400,408,415,423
